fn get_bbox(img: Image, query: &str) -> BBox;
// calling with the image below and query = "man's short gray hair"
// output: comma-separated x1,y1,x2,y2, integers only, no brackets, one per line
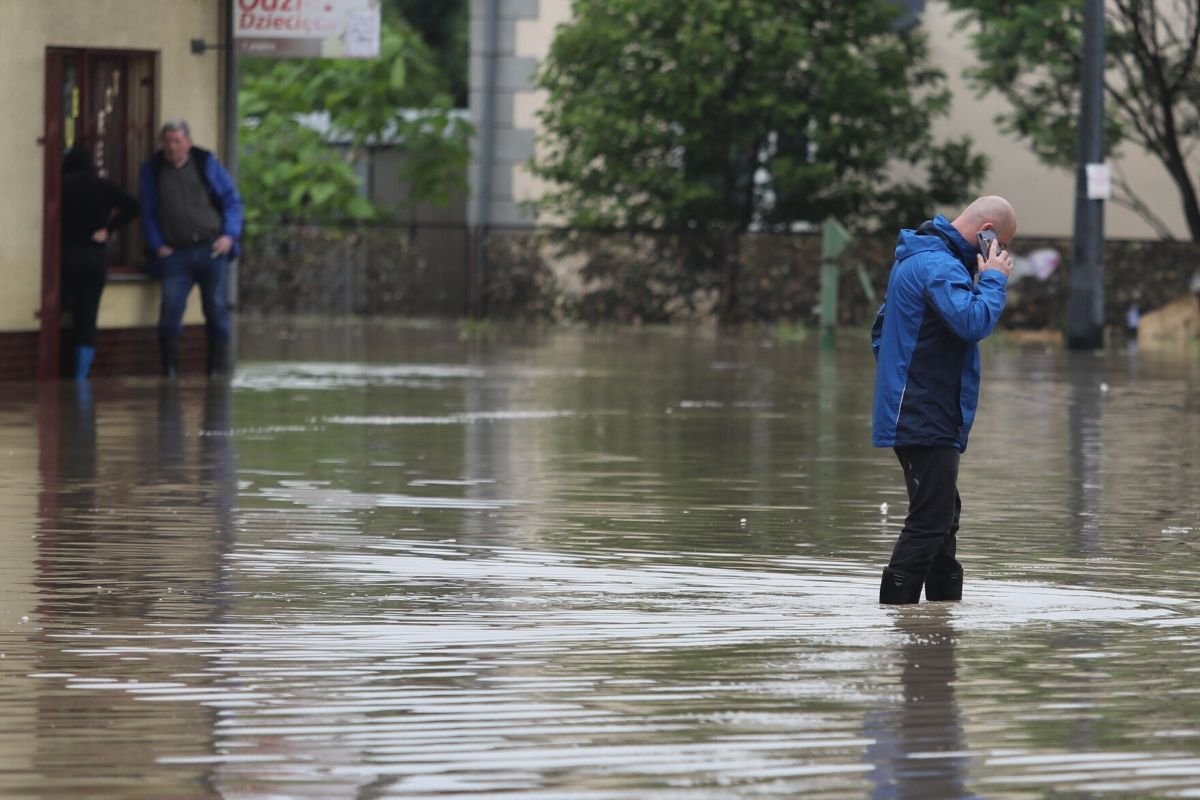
160,119,191,138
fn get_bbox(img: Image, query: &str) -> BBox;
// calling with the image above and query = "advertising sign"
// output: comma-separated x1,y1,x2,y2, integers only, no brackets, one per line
235,0,381,59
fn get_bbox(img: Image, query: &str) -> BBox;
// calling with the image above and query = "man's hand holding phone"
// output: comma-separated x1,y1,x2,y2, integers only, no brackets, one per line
976,229,1014,279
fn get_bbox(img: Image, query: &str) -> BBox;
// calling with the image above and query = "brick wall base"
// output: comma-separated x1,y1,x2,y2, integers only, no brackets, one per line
0,326,209,381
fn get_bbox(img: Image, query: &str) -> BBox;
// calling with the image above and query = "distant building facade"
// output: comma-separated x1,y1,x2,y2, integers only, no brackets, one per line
469,0,1194,241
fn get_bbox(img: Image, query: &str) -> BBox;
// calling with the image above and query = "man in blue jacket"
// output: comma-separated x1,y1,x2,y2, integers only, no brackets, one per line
140,119,243,377
871,196,1016,604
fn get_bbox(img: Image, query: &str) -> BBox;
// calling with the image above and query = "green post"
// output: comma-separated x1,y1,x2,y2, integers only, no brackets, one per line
819,218,852,337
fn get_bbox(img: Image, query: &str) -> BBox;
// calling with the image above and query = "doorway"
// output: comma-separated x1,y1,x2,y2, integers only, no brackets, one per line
41,48,156,379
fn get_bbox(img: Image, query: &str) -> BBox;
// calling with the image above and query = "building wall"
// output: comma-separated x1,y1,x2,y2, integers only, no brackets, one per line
923,1,1193,240
469,0,1198,241
367,148,469,225
0,0,221,336
510,0,571,224
468,0,545,228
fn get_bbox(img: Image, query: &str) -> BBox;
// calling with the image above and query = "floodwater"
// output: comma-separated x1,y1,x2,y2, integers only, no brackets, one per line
1,319,1199,800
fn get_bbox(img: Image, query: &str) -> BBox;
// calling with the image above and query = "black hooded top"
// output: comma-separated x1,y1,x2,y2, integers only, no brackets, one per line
61,146,141,248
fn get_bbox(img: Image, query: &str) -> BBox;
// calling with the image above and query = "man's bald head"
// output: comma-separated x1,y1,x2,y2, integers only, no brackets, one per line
951,195,1018,247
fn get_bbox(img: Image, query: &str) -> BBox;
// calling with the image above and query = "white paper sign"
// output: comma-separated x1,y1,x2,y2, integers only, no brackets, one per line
1086,162,1111,200
343,10,381,58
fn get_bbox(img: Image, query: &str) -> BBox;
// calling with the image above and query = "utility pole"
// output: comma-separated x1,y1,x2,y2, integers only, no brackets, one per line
223,1,239,180
1066,0,1106,349
470,0,499,319
223,0,241,365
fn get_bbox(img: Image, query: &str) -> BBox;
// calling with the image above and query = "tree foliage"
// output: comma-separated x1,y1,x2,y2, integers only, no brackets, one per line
946,0,1200,240
238,14,470,230
386,0,468,106
531,0,986,237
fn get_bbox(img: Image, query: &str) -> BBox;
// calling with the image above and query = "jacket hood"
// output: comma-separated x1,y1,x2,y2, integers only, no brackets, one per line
893,214,976,272
62,146,95,176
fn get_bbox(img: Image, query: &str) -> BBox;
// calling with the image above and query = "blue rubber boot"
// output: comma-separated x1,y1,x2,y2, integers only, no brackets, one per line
74,346,96,380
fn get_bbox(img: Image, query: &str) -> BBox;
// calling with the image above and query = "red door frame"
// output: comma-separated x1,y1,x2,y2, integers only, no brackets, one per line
39,48,156,381
39,50,67,381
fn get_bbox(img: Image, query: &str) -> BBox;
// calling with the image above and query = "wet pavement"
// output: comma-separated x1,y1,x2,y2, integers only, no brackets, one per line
1,319,1198,799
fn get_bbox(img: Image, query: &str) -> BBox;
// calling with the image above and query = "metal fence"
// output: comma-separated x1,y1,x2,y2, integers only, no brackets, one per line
241,222,473,317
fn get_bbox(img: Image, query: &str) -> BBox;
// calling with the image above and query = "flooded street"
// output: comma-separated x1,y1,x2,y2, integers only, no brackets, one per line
2,319,1199,799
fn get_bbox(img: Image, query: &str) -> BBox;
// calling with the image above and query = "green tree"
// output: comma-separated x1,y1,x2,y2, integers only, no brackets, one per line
947,0,1200,240
387,0,468,107
532,0,985,320
238,14,470,231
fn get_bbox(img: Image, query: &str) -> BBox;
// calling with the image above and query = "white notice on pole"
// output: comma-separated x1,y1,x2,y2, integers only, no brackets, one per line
343,10,381,58
1086,162,1111,200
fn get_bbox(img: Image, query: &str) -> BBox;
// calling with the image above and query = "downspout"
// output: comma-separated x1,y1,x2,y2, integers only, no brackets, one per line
223,0,240,361
223,0,238,179
472,0,499,318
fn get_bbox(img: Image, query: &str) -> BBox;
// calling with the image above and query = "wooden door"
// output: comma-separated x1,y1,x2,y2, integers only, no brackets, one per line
40,49,156,380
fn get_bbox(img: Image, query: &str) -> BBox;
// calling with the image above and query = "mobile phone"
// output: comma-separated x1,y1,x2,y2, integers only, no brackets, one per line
976,229,998,258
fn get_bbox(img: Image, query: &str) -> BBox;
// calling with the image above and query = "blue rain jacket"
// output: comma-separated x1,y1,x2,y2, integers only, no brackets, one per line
870,214,1008,453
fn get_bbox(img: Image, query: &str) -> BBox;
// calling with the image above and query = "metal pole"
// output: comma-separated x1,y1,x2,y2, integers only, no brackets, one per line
818,218,851,346
223,0,241,366
1066,0,1106,349
223,0,238,180
471,0,499,319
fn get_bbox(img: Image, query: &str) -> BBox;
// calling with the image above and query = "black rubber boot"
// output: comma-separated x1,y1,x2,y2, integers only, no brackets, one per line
925,569,963,602
159,333,180,378
880,567,924,605
207,338,229,378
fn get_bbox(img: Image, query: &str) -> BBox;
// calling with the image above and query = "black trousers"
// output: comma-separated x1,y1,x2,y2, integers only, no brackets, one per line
62,244,108,348
889,446,962,578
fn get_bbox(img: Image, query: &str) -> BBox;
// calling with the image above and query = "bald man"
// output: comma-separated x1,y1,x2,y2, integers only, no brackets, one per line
870,196,1016,604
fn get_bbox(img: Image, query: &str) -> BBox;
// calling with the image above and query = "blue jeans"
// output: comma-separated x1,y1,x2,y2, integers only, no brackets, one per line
157,245,230,343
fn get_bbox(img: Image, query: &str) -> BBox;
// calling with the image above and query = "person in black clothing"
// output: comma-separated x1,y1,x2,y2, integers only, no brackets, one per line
61,146,140,379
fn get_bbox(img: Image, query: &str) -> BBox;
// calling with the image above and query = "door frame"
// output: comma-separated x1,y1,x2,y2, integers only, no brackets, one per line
39,50,66,380
40,47,156,380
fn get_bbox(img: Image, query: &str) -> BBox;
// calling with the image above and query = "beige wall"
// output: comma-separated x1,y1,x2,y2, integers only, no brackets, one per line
924,1,1193,240
512,0,571,216
0,0,222,334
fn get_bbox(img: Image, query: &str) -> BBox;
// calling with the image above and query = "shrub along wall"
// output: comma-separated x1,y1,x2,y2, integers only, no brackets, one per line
481,230,1200,329
240,224,1200,329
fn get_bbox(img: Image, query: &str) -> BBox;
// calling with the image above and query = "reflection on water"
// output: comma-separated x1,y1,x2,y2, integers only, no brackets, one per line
866,609,967,800
0,320,1198,799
